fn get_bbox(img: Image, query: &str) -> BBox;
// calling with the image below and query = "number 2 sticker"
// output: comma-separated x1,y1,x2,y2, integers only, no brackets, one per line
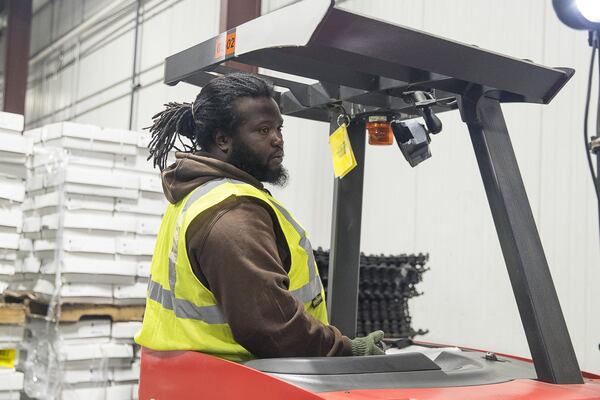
214,31,236,59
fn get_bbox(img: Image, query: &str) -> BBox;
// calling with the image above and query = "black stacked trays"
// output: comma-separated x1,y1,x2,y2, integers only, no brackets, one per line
314,248,429,338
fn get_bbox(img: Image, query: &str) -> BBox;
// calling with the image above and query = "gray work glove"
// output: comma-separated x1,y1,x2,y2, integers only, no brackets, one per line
350,330,385,356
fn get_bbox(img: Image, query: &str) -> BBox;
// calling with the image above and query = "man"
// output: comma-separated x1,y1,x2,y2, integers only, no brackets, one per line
135,72,384,361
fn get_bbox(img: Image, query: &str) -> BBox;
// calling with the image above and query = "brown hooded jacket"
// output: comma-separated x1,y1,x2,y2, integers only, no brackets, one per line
160,152,352,358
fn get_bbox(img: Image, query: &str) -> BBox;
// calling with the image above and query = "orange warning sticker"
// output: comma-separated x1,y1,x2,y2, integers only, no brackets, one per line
225,32,236,56
214,31,236,59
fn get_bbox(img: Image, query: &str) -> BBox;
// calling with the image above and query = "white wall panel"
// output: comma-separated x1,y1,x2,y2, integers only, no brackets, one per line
134,78,201,131
74,94,131,129
267,116,334,249
30,3,53,55
76,30,134,100
135,0,220,130
26,0,220,131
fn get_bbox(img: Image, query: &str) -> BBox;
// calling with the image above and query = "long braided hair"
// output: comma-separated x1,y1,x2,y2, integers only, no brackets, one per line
147,72,275,170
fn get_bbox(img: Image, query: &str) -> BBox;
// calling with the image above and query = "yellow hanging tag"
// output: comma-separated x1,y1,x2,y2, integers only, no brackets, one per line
0,349,16,369
328,123,357,178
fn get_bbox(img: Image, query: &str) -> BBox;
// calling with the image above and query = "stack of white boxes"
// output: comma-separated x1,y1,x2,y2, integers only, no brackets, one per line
9,121,166,399
10,122,164,304
0,112,30,295
23,318,141,399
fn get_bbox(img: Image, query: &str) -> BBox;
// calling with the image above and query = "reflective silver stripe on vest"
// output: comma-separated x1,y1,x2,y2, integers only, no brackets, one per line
148,280,226,324
148,178,323,323
148,179,230,324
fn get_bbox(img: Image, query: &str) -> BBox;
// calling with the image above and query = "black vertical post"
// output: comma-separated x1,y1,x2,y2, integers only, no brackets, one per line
327,116,366,338
459,91,583,384
3,0,32,114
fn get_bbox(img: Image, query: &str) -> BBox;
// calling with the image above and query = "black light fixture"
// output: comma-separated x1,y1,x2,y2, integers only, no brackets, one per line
553,0,600,30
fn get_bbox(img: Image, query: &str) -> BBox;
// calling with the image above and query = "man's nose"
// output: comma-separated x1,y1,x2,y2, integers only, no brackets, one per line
272,130,283,146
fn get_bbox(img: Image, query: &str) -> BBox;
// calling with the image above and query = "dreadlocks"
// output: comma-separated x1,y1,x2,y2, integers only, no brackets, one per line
147,72,275,170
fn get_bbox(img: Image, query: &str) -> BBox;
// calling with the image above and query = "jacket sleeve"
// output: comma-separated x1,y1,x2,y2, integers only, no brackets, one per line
185,197,353,358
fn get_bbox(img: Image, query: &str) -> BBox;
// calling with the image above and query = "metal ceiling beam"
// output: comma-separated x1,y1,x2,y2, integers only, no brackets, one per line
3,0,32,115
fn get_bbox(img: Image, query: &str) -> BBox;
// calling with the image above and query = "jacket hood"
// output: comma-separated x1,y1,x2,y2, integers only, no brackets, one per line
161,152,264,204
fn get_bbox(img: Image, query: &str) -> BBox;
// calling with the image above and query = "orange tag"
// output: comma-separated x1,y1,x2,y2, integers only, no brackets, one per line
214,31,236,59
225,32,236,56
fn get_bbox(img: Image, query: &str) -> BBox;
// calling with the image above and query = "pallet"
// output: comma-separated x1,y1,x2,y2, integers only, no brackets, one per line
28,301,145,322
0,303,27,325
3,291,145,322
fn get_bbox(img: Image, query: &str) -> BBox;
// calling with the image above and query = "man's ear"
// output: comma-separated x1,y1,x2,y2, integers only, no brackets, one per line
213,130,231,154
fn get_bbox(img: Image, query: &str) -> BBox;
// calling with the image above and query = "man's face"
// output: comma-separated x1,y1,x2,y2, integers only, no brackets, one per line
227,96,288,186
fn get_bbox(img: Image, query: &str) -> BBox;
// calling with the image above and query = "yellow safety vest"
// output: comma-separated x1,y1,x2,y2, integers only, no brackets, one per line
135,178,329,361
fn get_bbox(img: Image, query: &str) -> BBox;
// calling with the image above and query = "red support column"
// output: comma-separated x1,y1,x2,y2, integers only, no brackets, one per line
220,0,261,74
3,0,33,115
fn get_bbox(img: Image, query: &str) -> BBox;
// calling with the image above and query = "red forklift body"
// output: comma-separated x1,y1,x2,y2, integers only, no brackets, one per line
139,348,600,399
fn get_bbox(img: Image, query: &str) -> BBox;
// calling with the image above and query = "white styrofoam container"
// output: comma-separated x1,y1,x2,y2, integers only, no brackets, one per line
31,278,114,303
0,112,24,132
0,177,25,203
116,237,155,256
34,233,117,254
23,191,115,213
0,250,16,261
0,233,19,250
40,258,137,285
0,162,27,180
31,147,115,169
13,254,40,274
0,262,15,276
112,360,140,382
62,183,140,200
60,342,134,362
136,261,151,278
0,132,32,155
113,282,147,305
0,207,22,229
38,137,137,155
41,211,138,233
115,196,166,216
0,391,20,400
111,322,142,340
61,383,134,400
0,325,24,347
59,319,112,340
61,368,112,384
0,370,23,391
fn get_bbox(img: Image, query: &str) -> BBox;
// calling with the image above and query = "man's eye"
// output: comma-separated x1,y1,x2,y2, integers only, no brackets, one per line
259,127,270,134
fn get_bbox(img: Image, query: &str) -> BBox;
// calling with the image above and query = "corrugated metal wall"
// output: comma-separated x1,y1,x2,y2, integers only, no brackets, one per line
24,0,600,372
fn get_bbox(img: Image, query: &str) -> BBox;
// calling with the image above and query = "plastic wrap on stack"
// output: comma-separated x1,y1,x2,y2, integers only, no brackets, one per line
0,112,30,295
0,304,26,400
314,248,429,338
22,318,138,399
10,122,166,304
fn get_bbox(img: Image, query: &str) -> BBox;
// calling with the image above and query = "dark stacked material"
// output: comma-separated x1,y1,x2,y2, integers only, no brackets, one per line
314,249,429,338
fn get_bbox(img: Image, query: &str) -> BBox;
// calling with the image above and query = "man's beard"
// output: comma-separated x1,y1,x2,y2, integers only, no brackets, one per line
229,142,289,187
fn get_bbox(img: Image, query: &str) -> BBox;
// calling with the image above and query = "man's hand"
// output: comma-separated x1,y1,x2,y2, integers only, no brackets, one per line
350,330,385,356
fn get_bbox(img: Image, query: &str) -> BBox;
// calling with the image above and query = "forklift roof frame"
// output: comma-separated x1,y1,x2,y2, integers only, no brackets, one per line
163,0,582,385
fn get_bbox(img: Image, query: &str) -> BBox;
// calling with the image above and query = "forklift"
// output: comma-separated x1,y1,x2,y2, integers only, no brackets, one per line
138,0,600,398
